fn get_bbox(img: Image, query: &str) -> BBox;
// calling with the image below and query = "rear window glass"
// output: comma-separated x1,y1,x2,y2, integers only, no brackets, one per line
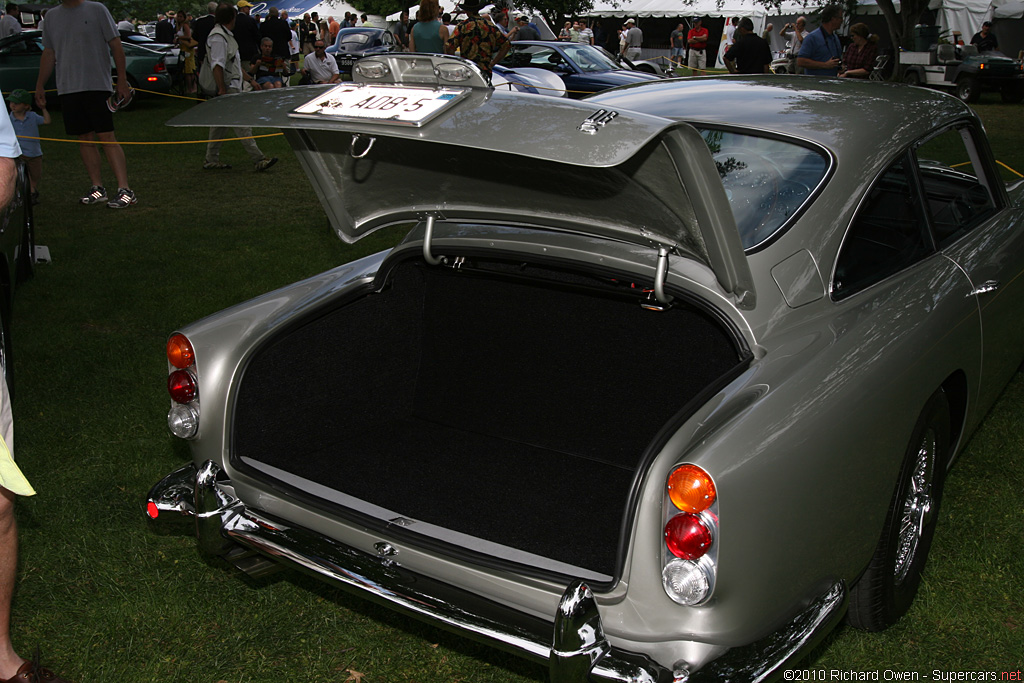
698,129,829,251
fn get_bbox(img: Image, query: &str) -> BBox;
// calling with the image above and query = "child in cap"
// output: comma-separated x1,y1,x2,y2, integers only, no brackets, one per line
6,89,49,204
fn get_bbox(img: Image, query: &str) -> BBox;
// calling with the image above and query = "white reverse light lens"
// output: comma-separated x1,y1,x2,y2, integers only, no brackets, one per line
168,403,200,439
355,61,390,79
662,558,711,606
436,63,472,82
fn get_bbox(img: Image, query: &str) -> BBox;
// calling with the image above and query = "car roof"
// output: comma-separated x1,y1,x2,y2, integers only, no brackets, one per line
588,75,977,158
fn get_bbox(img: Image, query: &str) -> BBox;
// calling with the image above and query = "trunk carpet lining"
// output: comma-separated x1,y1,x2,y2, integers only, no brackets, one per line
233,260,740,575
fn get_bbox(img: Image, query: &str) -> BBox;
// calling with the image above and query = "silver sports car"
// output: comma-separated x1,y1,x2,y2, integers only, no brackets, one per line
146,55,1024,682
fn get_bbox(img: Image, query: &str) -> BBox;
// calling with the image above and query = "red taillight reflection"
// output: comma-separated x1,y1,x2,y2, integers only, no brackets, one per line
168,369,197,403
664,513,713,560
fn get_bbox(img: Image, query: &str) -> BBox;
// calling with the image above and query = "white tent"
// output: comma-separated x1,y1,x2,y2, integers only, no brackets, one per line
928,0,991,35
992,0,1024,17
303,1,381,25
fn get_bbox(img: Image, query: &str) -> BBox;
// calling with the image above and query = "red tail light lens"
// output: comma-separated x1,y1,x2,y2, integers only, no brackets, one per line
667,464,716,513
168,369,198,403
154,61,166,72
664,513,713,560
167,334,195,368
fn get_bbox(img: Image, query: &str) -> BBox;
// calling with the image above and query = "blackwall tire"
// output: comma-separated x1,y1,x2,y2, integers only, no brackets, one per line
956,76,979,103
847,389,951,631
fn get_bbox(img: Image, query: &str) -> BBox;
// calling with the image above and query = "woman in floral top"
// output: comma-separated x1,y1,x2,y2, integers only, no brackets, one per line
445,0,510,77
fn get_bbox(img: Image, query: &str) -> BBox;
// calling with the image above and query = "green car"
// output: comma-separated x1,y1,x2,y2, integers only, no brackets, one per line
0,30,172,106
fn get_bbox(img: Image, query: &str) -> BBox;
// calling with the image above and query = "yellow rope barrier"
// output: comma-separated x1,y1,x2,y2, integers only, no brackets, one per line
996,160,1024,178
19,81,1024,179
134,87,206,102
16,133,284,145
951,159,1023,177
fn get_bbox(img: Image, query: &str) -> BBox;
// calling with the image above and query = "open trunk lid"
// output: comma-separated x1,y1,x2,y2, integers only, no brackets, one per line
168,73,754,305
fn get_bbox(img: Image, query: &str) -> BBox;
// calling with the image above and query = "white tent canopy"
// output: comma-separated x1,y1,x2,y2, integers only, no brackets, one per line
581,0,842,19
929,0,992,35
992,0,1024,18
304,1,380,24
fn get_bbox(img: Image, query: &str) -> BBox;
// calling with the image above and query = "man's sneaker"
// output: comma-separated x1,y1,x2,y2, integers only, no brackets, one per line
80,186,107,205
107,188,137,209
254,156,278,172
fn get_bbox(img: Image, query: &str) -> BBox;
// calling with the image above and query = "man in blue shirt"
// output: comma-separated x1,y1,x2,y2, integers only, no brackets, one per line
797,5,843,76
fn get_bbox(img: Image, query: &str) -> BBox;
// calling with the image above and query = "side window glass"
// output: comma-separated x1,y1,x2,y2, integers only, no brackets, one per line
914,126,997,248
833,155,932,300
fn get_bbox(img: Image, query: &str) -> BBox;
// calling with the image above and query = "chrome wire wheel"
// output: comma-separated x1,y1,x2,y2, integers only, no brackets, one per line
893,429,937,585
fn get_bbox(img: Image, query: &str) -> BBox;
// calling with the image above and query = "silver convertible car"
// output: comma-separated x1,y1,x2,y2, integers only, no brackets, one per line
146,55,1024,681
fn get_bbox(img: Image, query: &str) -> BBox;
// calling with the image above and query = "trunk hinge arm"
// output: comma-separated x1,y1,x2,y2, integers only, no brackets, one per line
654,246,674,305
422,213,448,266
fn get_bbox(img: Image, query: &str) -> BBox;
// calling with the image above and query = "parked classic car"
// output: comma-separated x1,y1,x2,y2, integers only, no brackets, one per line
499,40,662,97
118,29,180,69
0,30,173,105
326,27,398,78
146,56,1024,682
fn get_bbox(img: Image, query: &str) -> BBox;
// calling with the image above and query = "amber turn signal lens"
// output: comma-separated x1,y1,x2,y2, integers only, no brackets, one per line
167,333,195,369
667,464,716,513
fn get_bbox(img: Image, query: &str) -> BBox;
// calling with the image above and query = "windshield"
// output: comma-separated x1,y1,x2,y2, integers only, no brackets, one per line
698,128,829,251
503,44,619,73
561,44,620,72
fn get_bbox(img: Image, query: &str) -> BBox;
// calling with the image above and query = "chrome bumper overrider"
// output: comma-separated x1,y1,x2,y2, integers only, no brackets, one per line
146,461,848,683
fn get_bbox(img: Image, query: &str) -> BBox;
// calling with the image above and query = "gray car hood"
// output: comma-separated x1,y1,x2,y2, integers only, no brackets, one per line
168,85,753,305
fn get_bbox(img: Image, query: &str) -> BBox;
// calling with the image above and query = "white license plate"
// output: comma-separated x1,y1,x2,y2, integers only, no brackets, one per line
291,84,466,125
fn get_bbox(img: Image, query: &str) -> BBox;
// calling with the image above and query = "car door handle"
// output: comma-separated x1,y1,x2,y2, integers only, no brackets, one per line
968,280,1000,296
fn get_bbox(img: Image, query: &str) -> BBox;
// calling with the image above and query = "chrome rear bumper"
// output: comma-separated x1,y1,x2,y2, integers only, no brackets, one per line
146,461,847,683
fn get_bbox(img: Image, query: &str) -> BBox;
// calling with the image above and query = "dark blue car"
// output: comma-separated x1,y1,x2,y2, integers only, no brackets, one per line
326,27,397,78
499,40,661,98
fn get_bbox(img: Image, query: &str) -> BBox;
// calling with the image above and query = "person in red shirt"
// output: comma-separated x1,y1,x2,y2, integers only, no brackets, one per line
687,17,709,74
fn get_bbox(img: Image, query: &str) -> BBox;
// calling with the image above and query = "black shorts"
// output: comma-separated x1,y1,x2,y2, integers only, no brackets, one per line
60,91,115,136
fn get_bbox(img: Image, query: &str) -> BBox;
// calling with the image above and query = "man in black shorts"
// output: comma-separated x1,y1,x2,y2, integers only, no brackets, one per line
34,0,137,208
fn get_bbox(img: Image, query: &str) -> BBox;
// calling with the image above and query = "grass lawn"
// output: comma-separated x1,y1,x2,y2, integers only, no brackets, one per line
7,88,1024,682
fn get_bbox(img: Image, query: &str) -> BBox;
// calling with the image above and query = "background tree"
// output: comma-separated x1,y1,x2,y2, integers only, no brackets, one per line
504,0,595,30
